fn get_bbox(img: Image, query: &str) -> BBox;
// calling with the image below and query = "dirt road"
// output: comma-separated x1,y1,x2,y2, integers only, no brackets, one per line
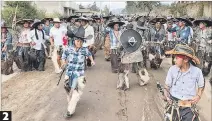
1,50,211,121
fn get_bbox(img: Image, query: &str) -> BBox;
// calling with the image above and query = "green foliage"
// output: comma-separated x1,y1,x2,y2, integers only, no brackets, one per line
169,3,187,17
197,2,204,17
2,1,46,26
125,1,161,15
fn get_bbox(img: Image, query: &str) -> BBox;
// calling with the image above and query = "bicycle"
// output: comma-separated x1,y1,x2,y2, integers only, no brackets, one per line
156,82,201,121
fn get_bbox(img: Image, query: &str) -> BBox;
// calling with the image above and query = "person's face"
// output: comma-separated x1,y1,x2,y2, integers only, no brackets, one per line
38,24,43,30
23,22,29,28
156,22,161,28
71,19,75,23
81,20,87,26
89,21,93,25
97,19,100,23
75,21,81,27
174,55,189,67
54,22,60,28
167,22,173,28
1,28,7,33
114,24,119,31
199,22,206,29
179,21,184,27
45,20,50,26
74,39,83,48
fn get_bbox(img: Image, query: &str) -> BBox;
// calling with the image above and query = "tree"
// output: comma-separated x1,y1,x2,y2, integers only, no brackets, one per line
125,1,161,15
103,5,110,15
90,2,100,12
2,1,46,26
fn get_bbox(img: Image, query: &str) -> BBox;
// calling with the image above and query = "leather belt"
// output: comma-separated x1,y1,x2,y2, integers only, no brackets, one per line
17,43,30,47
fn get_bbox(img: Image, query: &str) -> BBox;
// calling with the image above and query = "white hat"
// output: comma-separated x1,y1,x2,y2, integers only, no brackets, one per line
53,18,61,23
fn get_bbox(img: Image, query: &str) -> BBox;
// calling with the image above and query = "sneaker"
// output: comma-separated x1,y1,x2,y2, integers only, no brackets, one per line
64,111,72,118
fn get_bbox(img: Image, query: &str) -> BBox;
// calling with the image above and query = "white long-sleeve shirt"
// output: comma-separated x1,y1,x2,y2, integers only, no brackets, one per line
83,24,94,47
28,29,49,50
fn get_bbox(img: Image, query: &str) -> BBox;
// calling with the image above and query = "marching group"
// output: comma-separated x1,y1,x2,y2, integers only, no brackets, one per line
1,14,212,120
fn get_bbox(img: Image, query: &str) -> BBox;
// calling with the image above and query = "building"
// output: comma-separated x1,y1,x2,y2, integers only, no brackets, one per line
75,8,98,16
33,1,79,17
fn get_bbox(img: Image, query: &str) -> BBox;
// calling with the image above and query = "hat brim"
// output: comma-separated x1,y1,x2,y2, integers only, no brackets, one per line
32,22,43,28
176,18,193,26
149,18,167,24
67,16,80,22
108,22,125,28
165,48,200,65
16,19,33,25
53,21,62,23
193,20,212,27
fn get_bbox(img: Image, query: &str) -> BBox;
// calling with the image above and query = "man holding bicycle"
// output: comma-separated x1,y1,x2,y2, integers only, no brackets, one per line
164,44,205,121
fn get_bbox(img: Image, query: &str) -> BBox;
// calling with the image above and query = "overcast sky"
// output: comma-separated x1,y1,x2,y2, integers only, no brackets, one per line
76,2,173,10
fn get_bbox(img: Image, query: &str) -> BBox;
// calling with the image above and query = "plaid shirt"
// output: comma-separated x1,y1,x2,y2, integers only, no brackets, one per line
105,27,122,49
62,46,92,79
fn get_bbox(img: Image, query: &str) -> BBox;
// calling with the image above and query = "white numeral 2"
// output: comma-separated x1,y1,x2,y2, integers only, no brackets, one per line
3,112,9,120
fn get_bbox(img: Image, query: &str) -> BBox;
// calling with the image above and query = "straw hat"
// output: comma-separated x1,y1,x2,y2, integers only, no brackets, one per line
16,19,33,25
53,18,61,23
165,44,200,65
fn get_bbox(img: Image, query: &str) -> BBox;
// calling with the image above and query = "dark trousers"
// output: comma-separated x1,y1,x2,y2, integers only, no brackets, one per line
167,96,199,121
17,46,32,71
87,47,95,67
31,46,46,71
110,49,120,73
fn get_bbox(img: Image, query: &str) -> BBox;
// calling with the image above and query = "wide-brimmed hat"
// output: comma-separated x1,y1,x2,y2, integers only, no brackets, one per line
165,44,200,65
16,19,33,25
107,18,125,28
41,18,53,23
149,17,167,24
67,15,80,22
67,26,85,41
77,16,89,21
176,17,193,26
193,18,212,27
1,20,11,28
53,18,62,23
92,15,101,20
31,19,44,28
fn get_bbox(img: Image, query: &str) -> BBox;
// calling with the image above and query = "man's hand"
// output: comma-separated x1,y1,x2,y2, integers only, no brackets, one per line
2,47,7,52
31,42,36,46
91,61,95,66
190,95,201,104
1,39,6,43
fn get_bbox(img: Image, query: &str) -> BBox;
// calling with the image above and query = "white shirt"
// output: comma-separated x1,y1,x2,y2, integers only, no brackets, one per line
18,28,31,43
49,26,67,46
28,29,49,50
83,24,94,47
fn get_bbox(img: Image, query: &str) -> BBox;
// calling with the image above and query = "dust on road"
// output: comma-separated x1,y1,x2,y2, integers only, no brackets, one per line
1,50,211,121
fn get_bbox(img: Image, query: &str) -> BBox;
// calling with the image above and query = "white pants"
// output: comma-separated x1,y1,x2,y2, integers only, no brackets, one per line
66,76,86,115
51,47,61,73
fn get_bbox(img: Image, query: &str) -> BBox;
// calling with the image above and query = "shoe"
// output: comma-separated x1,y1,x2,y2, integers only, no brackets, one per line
64,111,72,118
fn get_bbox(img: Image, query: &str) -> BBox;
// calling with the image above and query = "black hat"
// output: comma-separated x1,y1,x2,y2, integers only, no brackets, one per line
107,18,125,28
149,17,167,24
193,18,212,27
176,17,193,26
41,18,53,23
16,19,33,25
31,19,44,28
67,15,80,22
67,26,85,41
